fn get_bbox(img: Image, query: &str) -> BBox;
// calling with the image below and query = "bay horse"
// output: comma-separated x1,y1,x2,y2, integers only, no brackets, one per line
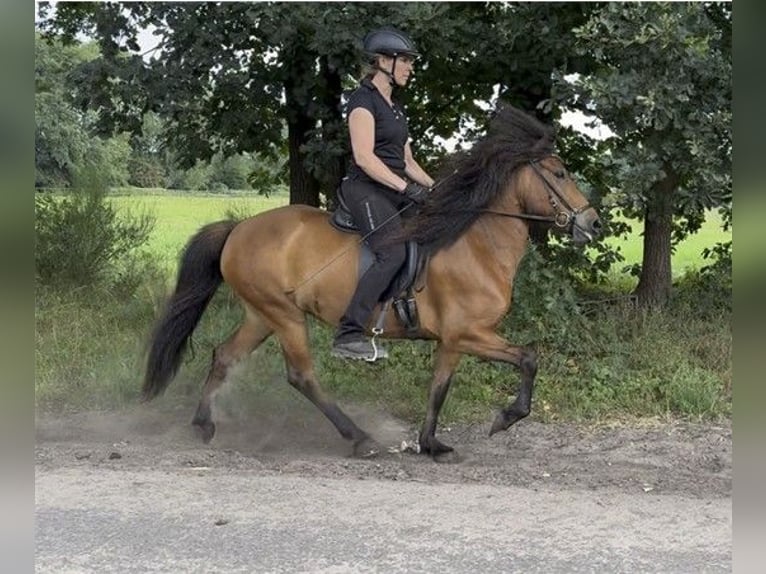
142,105,601,460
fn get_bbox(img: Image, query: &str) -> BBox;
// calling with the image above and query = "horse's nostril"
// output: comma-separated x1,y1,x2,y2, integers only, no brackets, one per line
592,219,603,234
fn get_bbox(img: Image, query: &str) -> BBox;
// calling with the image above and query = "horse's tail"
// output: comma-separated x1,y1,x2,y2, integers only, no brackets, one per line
142,220,238,401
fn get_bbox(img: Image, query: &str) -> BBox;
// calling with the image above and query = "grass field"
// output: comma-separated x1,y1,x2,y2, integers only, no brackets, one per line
110,191,289,269
111,190,731,276
600,210,730,277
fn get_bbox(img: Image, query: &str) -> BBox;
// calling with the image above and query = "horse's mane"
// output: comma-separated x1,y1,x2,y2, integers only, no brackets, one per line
399,104,555,253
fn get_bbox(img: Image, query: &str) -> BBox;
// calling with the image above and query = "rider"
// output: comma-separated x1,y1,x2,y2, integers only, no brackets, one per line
331,26,434,361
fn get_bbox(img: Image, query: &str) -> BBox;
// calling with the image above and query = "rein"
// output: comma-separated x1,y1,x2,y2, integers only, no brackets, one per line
479,210,561,224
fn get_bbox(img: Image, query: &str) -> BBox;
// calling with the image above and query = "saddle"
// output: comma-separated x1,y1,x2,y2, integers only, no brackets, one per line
330,187,428,335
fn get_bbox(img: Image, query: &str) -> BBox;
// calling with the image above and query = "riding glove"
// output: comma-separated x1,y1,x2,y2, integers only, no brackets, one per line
403,182,430,204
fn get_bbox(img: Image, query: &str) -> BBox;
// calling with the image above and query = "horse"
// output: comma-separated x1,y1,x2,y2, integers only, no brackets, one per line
141,104,602,460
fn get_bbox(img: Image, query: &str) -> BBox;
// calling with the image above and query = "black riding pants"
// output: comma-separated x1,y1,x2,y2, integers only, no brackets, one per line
335,177,410,343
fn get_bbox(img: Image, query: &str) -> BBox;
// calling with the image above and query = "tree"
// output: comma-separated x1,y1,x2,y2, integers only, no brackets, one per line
38,2,595,206
35,32,133,188
35,34,93,186
127,111,168,188
557,3,731,307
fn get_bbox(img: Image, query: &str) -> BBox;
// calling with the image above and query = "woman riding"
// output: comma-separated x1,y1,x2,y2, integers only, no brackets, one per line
331,26,435,362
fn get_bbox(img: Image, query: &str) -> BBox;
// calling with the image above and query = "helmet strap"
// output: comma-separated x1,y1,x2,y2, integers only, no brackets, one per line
390,56,398,85
373,55,398,86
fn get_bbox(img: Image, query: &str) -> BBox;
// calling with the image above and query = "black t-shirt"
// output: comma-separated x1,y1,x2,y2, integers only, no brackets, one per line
345,78,409,181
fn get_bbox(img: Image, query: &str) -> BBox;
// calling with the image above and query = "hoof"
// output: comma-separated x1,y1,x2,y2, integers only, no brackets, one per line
353,436,381,458
419,436,455,459
193,421,216,444
489,408,527,436
489,413,508,437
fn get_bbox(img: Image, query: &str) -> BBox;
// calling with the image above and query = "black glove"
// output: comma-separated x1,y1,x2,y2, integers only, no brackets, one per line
403,182,430,204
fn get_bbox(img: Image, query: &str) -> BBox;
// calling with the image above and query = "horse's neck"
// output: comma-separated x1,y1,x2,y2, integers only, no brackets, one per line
484,214,529,278
465,212,530,283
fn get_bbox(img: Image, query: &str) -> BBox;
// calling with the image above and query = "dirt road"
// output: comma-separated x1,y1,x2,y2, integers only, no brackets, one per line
35,402,731,573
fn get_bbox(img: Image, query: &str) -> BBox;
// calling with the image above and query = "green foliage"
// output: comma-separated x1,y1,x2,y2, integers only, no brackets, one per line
531,301,731,423
128,154,167,188
551,3,731,306
127,112,170,187
247,152,288,196
672,254,732,316
504,245,591,354
35,90,89,187
209,153,252,191
39,3,595,205
81,131,132,187
162,151,285,193
569,2,732,226
35,33,135,188
494,241,731,422
166,160,212,191
35,175,155,288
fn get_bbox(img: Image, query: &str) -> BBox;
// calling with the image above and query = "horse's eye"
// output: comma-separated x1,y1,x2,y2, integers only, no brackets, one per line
554,170,566,179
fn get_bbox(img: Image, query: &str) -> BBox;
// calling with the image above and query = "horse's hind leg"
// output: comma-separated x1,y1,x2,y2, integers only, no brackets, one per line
192,310,272,443
275,315,379,458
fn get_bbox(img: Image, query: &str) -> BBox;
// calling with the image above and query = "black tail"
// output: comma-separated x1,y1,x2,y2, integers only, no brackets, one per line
142,220,238,400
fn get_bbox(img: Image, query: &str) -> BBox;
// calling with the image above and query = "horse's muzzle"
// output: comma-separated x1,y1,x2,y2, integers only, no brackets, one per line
572,208,602,245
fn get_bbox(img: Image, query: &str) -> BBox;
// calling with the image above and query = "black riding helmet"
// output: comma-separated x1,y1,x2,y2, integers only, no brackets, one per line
363,27,420,85
363,27,420,59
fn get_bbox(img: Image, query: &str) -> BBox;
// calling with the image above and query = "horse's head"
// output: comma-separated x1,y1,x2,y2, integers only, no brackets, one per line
518,155,601,246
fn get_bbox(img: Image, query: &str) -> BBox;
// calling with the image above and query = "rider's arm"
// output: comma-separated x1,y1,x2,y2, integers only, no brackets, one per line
403,141,435,188
348,107,409,192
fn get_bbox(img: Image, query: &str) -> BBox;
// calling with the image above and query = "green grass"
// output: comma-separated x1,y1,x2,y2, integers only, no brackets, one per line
598,210,730,277
109,190,289,271
529,305,731,423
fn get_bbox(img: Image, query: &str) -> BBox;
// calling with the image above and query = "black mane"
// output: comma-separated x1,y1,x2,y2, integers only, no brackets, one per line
400,104,555,253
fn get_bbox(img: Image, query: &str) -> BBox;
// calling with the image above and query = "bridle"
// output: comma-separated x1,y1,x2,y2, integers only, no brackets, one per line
482,158,591,232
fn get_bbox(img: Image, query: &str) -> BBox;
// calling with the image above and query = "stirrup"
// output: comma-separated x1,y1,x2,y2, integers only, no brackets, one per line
367,300,392,361
331,339,387,361
369,327,386,362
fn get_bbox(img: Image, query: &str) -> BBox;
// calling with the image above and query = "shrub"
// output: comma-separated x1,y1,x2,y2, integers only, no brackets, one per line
503,244,591,354
128,155,167,188
35,175,155,288
210,153,252,190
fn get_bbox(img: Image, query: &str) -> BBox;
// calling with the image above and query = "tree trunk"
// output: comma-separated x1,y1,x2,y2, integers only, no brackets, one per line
319,57,346,210
284,49,321,207
286,113,320,207
283,60,346,208
633,168,678,308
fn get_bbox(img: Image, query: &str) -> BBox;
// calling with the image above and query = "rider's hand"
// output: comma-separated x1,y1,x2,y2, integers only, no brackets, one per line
403,182,430,204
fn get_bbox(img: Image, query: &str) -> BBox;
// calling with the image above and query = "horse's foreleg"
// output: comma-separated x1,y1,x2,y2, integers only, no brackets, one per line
418,345,462,460
192,312,272,443
488,346,537,436
457,332,537,436
276,317,379,458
